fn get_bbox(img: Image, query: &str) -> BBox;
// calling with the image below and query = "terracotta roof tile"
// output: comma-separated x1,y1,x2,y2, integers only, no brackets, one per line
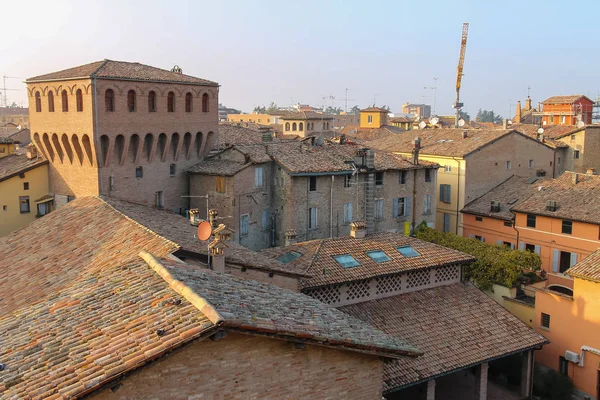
361,107,389,112
340,282,548,392
567,249,600,282
279,111,334,120
260,233,475,289
187,159,251,176
541,95,591,104
511,172,600,224
0,154,47,182
27,59,218,86
511,123,576,147
0,137,14,144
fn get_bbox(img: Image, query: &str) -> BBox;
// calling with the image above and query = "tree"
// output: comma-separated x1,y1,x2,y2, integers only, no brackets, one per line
253,105,266,113
324,106,343,115
350,105,361,115
266,102,279,114
476,109,503,124
381,105,391,112
459,110,471,121
414,224,541,290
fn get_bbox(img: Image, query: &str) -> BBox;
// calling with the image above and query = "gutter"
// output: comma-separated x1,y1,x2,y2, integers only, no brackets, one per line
452,157,461,235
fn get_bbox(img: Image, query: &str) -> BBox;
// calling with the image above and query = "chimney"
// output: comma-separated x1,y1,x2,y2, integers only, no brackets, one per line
462,131,468,139
516,101,522,123
537,103,542,112
572,173,579,185
502,119,508,129
189,208,200,226
537,134,545,143
339,133,347,144
284,229,298,246
364,149,375,169
209,209,219,228
209,224,234,273
525,96,532,111
26,145,38,160
411,137,421,165
350,221,367,239
586,168,596,175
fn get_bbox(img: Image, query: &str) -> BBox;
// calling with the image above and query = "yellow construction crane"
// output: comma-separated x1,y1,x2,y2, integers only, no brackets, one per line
453,23,469,128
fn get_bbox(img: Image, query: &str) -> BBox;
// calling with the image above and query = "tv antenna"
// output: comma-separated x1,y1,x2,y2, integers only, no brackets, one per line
1,76,21,108
424,77,438,115
343,88,356,113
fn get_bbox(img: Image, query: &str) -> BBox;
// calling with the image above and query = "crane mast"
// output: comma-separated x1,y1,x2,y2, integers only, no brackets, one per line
454,23,469,128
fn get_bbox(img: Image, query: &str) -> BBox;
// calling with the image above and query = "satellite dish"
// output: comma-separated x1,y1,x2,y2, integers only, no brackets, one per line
418,121,427,129
458,119,466,127
197,221,213,241
430,117,439,126
577,120,585,129
537,128,544,134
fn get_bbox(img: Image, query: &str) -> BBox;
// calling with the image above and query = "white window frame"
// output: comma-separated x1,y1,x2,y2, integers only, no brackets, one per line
255,166,264,187
444,165,452,172
423,194,432,215
343,202,353,224
309,207,318,230
368,115,373,124
506,161,512,170
375,199,384,220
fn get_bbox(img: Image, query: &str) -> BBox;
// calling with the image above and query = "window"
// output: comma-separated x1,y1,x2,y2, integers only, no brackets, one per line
155,191,164,208
309,207,318,230
393,197,405,217
574,150,580,159
423,195,432,215
333,254,360,268
475,216,483,222
35,92,41,112
185,92,193,112
255,166,264,187
561,115,566,124
504,221,512,227
309,176,317,191
285,122,290,131
292,122,297,131
475,235,484,242
105,89,115,112
399,170,407,184
214,176,226,193
375,199,384,220
375,171,384,186
135,166,143,178
299,122,303,131
167,91,175,112
397,246,421,258
425,169,432,182
558,251,576,273
37,202,50,216
169,163,176,176
48,91,54,112
76,89,83,112
61,90,68,112
440,184,451,203
261,209,270,230
559,356,568,376
367,115,373,124
562,220,572,235
526,214,536,228
443,213,451,232
276,251,302,264
541,313,550,330
570,134,576,142
528,159,534,169
506,161,512,170
444,165,452,172
202,93,209,112
525,243,535,252
148,91,156,112
367,250,392,263
19,196,30,213
240,214,249,236
23,182,29,190
503,241,513,248
344,175,352,188
343,202,353,224
127,90,136,112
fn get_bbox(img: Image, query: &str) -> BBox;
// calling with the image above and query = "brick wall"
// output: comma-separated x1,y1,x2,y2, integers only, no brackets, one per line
89,332,384,400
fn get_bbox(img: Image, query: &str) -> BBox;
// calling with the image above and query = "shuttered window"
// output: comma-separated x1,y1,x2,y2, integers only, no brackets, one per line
541,313,550,329
375,199,384,220
343,202,353,224
215,176,226,193
240,214,249,236
423,195,432,215
309,207,318,230
255,167,263,187
440,184,451,203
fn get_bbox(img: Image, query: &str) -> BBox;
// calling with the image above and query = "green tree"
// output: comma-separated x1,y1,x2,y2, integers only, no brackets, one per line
459,110,471,121
350,105,361,115
253,105,266,113
266,102,279,114
325,106,343,115
476,109,503,124
414,225,541,290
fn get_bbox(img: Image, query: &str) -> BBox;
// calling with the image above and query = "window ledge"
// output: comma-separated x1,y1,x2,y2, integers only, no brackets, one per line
540,326,550,332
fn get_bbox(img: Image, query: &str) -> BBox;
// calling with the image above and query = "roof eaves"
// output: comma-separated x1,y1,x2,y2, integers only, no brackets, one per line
0,159,48,183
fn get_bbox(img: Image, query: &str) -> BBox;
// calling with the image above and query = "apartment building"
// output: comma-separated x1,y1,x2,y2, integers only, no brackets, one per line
187,138,438,251
537,95,594,126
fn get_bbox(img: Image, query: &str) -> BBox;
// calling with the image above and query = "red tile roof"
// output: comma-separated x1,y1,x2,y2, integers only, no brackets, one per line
26,59,218,86
341,282,548,392
541,95,592,104
0,154,47,183
279,111,334,120
260,233,475,289
567,249,600,283
361,107,389,113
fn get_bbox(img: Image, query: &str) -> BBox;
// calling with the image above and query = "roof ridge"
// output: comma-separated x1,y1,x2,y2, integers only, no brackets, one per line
90,59,110,77
139,251,224,325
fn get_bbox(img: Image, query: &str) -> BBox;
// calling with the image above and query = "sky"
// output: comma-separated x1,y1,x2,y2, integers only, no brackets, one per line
2,0,599,117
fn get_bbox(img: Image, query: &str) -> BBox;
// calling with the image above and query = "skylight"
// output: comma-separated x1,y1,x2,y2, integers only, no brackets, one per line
366,250,392,263
333,254,360,268
396,246,421,258
276,251,302,264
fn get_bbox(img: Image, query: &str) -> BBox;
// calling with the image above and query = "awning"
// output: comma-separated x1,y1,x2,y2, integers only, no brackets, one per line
35,194,54,203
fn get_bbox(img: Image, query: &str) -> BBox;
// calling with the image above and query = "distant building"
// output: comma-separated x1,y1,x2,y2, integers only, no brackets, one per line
401,102,431,119
513,96,541,125
0,106,29,128
389,116,415,130
227,112,281,126
280,111,334,137
535,95,594,126
218,103,241,121
359,107,389,129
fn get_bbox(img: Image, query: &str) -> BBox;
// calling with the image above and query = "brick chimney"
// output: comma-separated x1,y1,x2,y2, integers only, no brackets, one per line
350,221,367,239
572,173,580,185
26,145,38,160
284,229,298,246
516,101,522,123
411,137,421,165
502,119,508,129
525,96,532,111
462,131,468,139
209,224,234,273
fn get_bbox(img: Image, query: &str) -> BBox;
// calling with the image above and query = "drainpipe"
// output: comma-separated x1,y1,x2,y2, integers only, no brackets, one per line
411,168,417,234
510,210,520,249
453,157,461,235
93,77,103,195
330,175,334,238
270,213,276,247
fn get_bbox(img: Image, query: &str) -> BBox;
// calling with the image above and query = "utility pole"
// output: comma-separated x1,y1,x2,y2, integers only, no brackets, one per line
343,88,356,113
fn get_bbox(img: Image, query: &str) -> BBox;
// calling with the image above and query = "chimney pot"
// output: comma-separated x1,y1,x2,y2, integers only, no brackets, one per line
516,101,522,123
586,168,596,175
284,229,298,246
572,173,579,185
462,131,468,139
502,119,508,129
350,221,367,239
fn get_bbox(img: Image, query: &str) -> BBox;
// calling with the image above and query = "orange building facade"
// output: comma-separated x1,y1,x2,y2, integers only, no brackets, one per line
540,95,594,126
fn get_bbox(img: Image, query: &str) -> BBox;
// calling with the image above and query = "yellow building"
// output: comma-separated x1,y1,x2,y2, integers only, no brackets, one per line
0,137,16,159
359,107,388,128
227,113,281,126
0,145,50,236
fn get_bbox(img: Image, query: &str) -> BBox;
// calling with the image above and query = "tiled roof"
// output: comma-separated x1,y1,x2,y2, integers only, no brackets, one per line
511,123,577,142
541,95,591,104
0,107,28,116
341,282,548,392
511,172,600,224
361,107,389,112
0,154,47,183
260,232,475,289
217,123,275,148
344,126,407,142
279,111,334,120
461,175,550,221
566,249,600,283
27,59,218,86
104,197,310,277
0,197,178,315
389,117,415,123
0,137,14,144
187,159,251,176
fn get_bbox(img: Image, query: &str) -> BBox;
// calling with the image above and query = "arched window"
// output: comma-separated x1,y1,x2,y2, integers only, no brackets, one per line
285,122,290,131
299,122,304,131
76,89,83,112
35,92,41,112
292,122,297,131
202,93,209,112
148,91,156,112
105,89,114,112
185,92,193,112
61,90,68,112
127,90,136,112
48,91,54,112
167,91,175,112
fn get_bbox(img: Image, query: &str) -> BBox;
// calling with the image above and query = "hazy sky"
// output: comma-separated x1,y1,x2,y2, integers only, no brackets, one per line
2,0,599,117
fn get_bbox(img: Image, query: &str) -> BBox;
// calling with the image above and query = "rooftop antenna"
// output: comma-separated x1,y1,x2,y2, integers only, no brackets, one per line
1,76,21,108
424,77,438,115
373,93,379,106
343,88,356,113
